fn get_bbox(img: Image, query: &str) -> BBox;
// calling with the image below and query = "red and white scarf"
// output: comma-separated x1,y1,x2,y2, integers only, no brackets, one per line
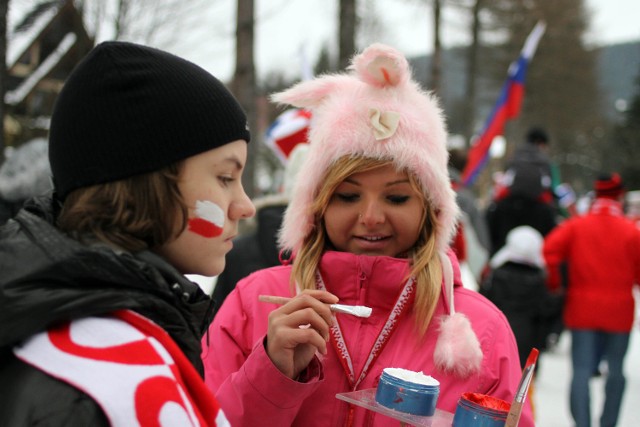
14,310,228,427
590,197,623,217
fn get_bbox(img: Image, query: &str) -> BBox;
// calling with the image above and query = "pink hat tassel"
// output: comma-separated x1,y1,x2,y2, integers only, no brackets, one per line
433,252,483,378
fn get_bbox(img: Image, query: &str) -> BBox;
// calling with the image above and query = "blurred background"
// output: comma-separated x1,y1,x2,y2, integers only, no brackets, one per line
1,4,638,423
1,0,639,209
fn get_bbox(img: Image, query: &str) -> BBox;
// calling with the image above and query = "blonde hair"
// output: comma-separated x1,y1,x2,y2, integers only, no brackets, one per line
291,156,442,336
57,163,187,252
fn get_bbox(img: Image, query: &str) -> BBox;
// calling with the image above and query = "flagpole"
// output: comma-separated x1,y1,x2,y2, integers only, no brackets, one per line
522,21,547,60
461,21,546,187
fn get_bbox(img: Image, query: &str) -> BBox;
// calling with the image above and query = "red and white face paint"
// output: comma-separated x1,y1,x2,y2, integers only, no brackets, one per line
188,200,225,238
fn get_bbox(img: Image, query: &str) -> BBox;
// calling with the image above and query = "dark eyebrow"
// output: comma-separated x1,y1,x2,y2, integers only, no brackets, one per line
222,155,244,171
344,177,410,187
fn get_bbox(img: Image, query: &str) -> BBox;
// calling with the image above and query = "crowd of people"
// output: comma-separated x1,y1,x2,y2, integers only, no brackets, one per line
0,40,638,427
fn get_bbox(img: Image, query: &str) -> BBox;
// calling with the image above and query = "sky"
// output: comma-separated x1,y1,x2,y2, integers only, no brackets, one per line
170,0,640,82
8,0,640,83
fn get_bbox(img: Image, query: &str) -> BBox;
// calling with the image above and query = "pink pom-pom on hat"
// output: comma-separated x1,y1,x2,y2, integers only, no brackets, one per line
435,251,483,377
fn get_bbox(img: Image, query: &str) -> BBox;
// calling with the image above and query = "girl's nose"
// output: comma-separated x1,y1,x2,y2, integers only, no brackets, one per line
359,201,385,226
230,190,256,220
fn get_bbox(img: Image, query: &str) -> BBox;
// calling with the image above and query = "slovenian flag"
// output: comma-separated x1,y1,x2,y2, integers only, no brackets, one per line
265,108,312,164
461,21,546,186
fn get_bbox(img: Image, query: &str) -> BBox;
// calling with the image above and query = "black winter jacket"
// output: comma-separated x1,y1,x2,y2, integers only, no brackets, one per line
480,262,562,368
486,195,557,256
0,195,215,426
504,143,553,200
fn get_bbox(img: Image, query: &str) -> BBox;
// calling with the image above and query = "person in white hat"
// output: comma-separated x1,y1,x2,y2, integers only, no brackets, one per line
480,226,561,368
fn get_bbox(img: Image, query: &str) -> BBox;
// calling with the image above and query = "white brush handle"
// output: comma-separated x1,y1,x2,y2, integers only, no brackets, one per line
258,295,372,318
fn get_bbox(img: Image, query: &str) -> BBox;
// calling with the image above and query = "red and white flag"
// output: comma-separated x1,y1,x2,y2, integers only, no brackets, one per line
265,108,312,164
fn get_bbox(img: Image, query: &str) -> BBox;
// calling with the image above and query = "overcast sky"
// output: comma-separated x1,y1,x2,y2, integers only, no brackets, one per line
177,0,640,82
9,0,640,82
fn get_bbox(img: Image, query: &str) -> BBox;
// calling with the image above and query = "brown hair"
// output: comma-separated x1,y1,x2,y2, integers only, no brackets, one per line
57,163,187,252
291,156,442,336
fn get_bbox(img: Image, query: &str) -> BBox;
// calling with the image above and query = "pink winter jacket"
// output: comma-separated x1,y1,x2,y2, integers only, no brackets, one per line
202,251,533,426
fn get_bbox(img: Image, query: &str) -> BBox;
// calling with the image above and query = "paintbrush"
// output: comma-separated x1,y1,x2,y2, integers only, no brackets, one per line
505,347,539,427
258,295,372,318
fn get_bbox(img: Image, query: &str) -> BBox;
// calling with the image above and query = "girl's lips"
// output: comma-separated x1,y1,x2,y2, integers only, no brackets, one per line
354,235,390,250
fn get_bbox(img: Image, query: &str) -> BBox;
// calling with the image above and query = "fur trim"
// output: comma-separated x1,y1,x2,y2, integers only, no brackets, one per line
271,43,459,255
434,312,483,378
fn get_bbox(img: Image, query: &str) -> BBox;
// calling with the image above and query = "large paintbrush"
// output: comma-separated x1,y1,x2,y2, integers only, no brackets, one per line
505,347,539,427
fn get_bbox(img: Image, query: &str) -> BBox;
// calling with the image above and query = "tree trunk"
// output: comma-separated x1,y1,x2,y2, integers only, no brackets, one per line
463,0,481,145
0,0,7,164
430,0,442,94
115,0,128,39
232,0,257,197
339,0,356,70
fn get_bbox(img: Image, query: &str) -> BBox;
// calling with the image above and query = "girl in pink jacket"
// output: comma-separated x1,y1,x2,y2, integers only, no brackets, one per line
202,43,533,427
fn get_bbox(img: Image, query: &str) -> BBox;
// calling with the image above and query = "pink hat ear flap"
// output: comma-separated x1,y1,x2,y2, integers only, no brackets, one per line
433,252,483,378
439,251,454,315
270,75,346,109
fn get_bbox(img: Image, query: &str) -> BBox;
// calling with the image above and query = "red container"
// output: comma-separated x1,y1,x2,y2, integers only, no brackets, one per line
452,392,510,427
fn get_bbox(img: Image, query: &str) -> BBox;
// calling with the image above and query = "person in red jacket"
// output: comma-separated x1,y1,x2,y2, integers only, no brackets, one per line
543,172,640,427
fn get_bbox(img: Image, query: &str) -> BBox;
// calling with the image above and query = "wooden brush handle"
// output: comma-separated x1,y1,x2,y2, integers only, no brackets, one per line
504,401,523,427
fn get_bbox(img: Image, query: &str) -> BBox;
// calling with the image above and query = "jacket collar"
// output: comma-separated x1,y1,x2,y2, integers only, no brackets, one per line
318,251,411,312
0,196,213,373
590,197,624,216
316,249,464,308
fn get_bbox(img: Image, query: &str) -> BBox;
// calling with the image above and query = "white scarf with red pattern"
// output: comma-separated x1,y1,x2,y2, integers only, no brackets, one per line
14,310,228,427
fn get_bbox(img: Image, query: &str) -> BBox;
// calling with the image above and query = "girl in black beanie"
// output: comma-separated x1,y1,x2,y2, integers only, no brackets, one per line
0,41,255,426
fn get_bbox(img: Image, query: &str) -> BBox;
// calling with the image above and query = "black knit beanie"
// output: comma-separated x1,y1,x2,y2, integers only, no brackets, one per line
49,41,250,200
525,127,549,145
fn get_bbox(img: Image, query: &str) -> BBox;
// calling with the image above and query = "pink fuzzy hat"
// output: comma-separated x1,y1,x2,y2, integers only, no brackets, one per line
272,43,459,256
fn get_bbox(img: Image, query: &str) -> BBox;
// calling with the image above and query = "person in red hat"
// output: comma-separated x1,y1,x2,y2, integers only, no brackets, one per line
543,172,640,427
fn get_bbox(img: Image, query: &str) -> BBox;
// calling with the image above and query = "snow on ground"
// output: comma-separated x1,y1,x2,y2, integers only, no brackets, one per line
535,323,640,426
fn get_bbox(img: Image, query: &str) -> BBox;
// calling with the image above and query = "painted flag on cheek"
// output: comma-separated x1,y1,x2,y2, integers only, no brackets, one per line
188,200,225,238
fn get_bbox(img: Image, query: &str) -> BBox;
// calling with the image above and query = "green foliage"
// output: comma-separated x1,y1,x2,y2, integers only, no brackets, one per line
612,66,640,189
